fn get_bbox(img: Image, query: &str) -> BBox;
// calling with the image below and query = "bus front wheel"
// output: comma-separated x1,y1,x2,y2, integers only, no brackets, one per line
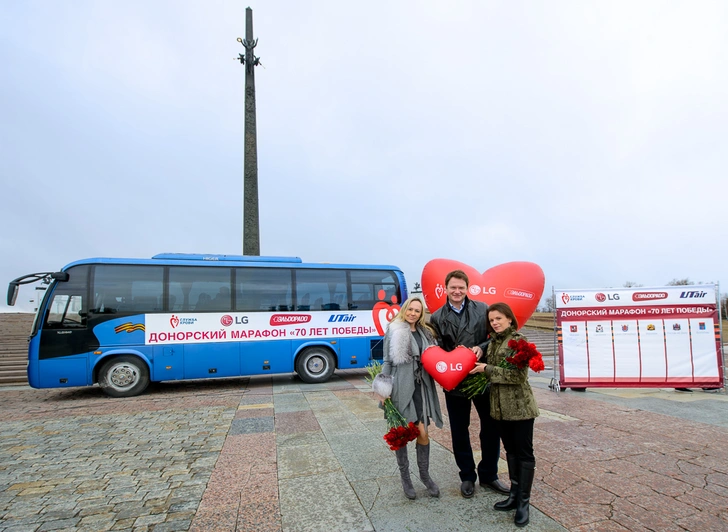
98,355,150,398
296,347,335,384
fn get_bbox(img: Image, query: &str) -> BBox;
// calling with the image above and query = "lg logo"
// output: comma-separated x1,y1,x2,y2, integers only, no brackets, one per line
595,293,620,302
469,286,497,296
435,361,464,373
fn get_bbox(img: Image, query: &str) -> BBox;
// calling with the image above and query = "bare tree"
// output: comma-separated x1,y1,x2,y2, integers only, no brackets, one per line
543,295,555,312
666,278,691,286
623,281,643,287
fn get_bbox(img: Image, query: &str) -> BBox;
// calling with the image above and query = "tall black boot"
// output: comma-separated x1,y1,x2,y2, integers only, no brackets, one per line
494,454,519,511
416,442,440,497
515,461,535,527
395,447,416,499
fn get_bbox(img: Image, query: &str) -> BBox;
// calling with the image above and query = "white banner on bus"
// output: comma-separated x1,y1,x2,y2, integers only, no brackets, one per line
145,309,386,345
555,285,723,388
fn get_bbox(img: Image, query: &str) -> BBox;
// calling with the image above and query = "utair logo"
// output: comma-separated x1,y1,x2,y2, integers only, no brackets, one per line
328,314,356,323
680,290,707,299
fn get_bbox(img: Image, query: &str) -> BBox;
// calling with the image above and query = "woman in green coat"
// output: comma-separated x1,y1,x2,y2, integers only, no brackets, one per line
469,302,539,527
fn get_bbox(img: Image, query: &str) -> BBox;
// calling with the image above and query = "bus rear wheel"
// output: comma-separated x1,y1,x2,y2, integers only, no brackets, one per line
296,347,335,384
98,355,150,398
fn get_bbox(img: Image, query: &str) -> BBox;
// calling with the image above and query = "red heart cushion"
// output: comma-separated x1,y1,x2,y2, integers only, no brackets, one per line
421,259,545,329
421,346,476,391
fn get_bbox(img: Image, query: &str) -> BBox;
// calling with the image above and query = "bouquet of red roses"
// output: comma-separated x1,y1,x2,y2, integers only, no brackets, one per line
461,338,545,399
504,339,545,372
381,403,420,451
367,362,420,451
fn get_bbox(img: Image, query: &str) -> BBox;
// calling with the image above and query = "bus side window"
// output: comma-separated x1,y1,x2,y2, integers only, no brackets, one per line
195,293,211,311
46,294,85,328
212,287,231,310
132,296,160,312
297,293,310,311
235,267,293,313
102,295,119,313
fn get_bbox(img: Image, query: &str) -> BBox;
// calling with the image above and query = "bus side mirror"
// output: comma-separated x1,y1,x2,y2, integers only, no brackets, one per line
7,282,18,306
51,272,69,282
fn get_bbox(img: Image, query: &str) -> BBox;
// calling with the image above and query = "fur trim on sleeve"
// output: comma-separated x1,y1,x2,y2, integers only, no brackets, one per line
387,321,413,366
372,373,393,398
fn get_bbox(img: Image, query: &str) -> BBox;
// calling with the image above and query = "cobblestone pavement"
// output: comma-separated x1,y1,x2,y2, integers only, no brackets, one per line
0,371,726,531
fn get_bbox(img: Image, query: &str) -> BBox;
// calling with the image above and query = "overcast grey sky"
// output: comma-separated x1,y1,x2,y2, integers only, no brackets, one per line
2,0,726,313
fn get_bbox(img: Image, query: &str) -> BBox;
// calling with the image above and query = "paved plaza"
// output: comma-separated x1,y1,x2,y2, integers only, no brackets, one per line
0,368,727,531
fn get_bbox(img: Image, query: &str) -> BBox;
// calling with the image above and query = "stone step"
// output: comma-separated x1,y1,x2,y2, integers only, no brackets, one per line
0,365,25,372
0,375,27,385
0,369,27,377
0,359,26,366
0,314,34,385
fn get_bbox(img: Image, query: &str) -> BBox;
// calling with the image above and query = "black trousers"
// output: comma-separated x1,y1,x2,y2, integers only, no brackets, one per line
498,418,535,463
444,391,501,482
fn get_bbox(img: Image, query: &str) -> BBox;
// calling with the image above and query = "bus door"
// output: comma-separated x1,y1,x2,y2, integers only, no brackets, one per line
36,266,92,388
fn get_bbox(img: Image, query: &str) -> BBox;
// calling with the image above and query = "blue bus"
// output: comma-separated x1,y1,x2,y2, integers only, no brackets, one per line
7,254,407,397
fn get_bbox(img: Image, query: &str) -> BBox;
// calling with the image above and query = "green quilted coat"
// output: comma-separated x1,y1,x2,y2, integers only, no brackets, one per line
484,327,540,421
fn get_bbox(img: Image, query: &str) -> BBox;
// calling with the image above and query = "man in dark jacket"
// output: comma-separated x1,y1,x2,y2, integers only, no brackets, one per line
429,270,508,498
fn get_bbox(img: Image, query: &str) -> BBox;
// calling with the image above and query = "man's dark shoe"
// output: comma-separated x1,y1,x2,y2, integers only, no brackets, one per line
480,479,510,495
460,480,475,498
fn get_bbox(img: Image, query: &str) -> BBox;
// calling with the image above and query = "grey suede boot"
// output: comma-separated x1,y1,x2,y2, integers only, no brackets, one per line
395,447,416,499
416,442,440,497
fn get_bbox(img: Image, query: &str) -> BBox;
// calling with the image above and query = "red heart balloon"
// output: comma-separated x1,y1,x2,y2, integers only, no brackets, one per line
421,346,476,391
421,259,545,329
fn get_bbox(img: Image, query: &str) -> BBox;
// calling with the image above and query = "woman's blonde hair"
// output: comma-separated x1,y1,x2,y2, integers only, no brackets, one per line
390,296,436,336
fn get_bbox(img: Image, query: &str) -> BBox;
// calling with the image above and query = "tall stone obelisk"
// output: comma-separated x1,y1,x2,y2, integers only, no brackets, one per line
237,7,261,255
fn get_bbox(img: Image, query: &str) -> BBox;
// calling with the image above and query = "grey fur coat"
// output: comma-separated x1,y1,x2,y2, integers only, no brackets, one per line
372,320,443,428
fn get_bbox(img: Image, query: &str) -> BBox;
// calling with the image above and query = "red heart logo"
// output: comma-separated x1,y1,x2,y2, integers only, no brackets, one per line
421,346,476,391
421,259,545,329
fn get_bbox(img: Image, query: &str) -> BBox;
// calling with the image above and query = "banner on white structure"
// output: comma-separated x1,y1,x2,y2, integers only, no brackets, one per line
555,285,723,388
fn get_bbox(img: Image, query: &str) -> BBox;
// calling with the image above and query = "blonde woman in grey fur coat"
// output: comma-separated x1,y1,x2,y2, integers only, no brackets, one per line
372,296,444,499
